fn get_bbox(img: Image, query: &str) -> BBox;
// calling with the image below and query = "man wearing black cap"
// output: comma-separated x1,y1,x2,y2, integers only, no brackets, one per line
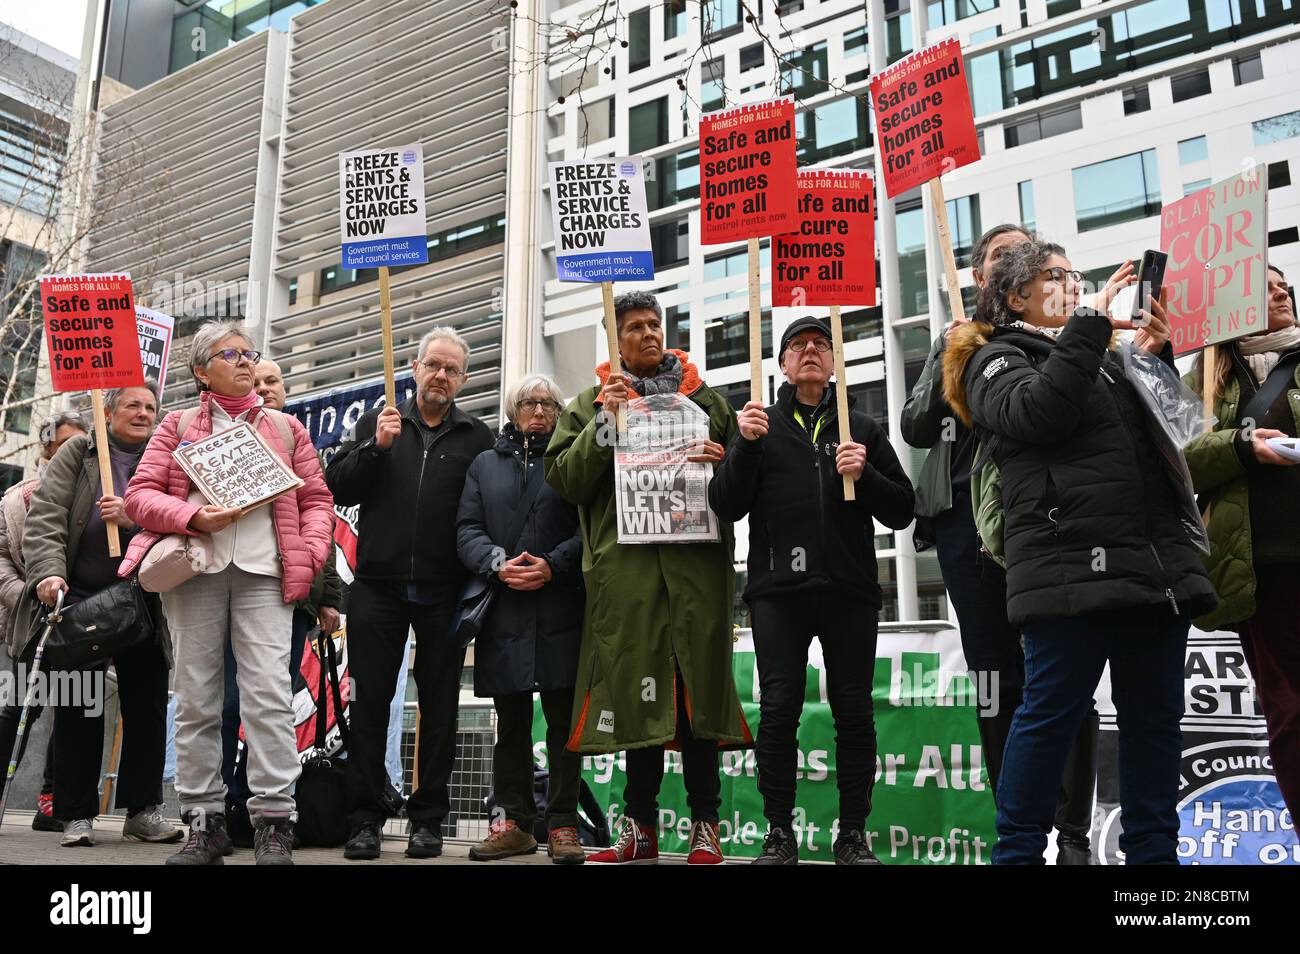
709,316,915,865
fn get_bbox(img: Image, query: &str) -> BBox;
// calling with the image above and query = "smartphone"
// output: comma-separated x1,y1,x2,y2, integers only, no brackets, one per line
1130,249,1169,326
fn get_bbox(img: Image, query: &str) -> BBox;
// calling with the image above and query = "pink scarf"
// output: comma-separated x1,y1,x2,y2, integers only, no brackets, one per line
210,391,261,419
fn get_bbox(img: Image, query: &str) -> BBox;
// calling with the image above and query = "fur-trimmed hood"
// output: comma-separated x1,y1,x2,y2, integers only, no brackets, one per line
941,319,1122,429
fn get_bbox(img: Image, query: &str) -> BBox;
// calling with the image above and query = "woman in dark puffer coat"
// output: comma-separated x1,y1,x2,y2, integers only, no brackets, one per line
943,240,1217,865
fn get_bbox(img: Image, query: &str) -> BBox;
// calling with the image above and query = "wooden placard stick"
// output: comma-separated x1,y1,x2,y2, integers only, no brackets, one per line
928,177,968,325
379,265,397,408
829,305,856,501
90,389,120,558
601,280,626,433
748,237,763,404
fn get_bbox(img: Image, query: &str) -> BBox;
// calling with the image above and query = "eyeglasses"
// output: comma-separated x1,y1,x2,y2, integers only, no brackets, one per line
421,360,465,379
1040,267,1083,285
521,398,560,414
209,348,261,365
788,337,832,353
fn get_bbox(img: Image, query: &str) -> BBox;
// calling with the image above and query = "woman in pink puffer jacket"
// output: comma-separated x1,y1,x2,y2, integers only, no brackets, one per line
121,320,334,867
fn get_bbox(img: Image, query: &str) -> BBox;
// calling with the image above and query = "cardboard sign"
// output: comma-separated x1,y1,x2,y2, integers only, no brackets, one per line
40,273,146,392
548,157,655,282
773,170,877,307
700,96,798,244
614,395,720,544
338,144,428,269
1160,167,1269,356
870,38,980,198
136,305,175,402
173,421,303,511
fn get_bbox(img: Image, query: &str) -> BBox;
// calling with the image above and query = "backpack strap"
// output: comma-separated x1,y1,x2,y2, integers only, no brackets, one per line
257,407,296,458
176,406,202,441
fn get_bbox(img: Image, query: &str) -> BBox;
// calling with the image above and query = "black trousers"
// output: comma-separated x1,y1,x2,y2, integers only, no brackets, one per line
0,656,55,794
623,670,720,827
750,592,878,832
493,688,581,830
53,638,169,820
346,579,465,826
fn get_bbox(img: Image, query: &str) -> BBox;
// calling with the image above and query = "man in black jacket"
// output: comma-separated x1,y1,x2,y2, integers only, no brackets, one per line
327,328,493,860
709,317,915,865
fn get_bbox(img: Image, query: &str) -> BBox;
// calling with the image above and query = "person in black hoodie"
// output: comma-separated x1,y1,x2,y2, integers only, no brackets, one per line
327,327,493,860
942,240,1218,864
456,374,586,865
709,316,915,865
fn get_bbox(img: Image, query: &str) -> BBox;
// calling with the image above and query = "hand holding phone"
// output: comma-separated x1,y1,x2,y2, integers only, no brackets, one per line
1130,250,1169,327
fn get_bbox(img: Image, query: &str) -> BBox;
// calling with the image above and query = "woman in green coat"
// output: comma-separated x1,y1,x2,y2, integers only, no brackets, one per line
544,290,751,866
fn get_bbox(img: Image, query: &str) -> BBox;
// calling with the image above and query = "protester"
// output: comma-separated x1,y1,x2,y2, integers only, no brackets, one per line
119,321,335,865
1184,264,1300,835
901,224,1104,862
710,317,915,864
16,385,178,847
0,410,87,832
544,290,751,866
457,374,586,864
327,327,493,860
209,358,344,845
941,240,1217,864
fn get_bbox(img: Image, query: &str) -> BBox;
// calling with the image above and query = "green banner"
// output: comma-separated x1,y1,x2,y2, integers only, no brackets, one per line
534,624,997,863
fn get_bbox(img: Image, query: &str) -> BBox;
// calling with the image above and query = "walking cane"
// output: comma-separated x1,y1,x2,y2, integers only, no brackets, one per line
0,589,64,831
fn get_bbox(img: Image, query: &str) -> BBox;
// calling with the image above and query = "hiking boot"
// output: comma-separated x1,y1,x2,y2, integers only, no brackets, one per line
588,816,658,865
60,818,94,847
751,826,799,865
166,814,230,866
343,821,382,860
122,806,183,843
686,820,725,865
32,792,62,832
469,818,538,861
833,828,883,865
406,820,444,858
547,825,586,865
253,816,294,866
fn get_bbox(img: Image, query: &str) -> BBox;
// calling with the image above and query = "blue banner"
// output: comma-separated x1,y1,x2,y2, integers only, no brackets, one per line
342,235,429,269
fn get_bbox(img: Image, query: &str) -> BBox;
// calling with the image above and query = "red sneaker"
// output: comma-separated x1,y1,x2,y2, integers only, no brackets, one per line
588,816,658,865
33,792,62,832
686,820,724,865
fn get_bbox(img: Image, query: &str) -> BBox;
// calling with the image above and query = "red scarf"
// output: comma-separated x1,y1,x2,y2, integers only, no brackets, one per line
210,391,261,419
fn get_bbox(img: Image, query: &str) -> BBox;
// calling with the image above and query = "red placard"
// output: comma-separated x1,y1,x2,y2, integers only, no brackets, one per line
41,274,146,392
699,96,798,244
870,38,980,199
773,169,876,307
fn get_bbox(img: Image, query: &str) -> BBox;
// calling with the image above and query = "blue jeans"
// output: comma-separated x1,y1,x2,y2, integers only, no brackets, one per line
993,606,1188,865
220,606,311,807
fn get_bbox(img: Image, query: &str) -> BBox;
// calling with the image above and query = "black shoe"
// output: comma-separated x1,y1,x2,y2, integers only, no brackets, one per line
751,826,799,865
166,813,231,866
406,821,443,858
253,817,295,866
379,781,406,819
833,829,883,866
343,822,382,860
1057,833,1092,865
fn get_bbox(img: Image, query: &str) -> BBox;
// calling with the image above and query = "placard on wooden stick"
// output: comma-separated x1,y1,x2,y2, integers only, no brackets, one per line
700,96,798,404
40,272,146,558
773,169,877,500
173,421,304,512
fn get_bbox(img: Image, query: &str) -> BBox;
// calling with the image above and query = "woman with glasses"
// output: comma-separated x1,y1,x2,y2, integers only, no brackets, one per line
456,374,586,864
119,320,335,865
942,241,1218,864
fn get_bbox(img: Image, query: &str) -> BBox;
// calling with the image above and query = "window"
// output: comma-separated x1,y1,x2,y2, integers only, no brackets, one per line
927,0,998,25
705,310,773,367
946,196,982,270
704,245,767,303
630,97,669,153
1183,179,1210,196
841,306,884,342
1178,136,1208,165
795,97,871,164
319,214,506,293
740,44,765,71
1004,105,1082,148
845,28,869,56
646,147,699,211
897,204,929,317
1170,68,1211,102
782,42,830,98
1234,53,1263,85
664,303,691,351
702,58,727,113
1253,110,1300,146
649,217,690,269
1045,0,1082,15
288,278,298,306
848,381,888,427
1122,86,1151,115
580,98,614,142
1072,149,1160,232
1269,161,1291,190
629,9,651,71
1268,227,1299,247
1018,180,1036,232
885,3,914,64
0,107,65,214
665,0,687,39
0,241,47,433
704,0,744,39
